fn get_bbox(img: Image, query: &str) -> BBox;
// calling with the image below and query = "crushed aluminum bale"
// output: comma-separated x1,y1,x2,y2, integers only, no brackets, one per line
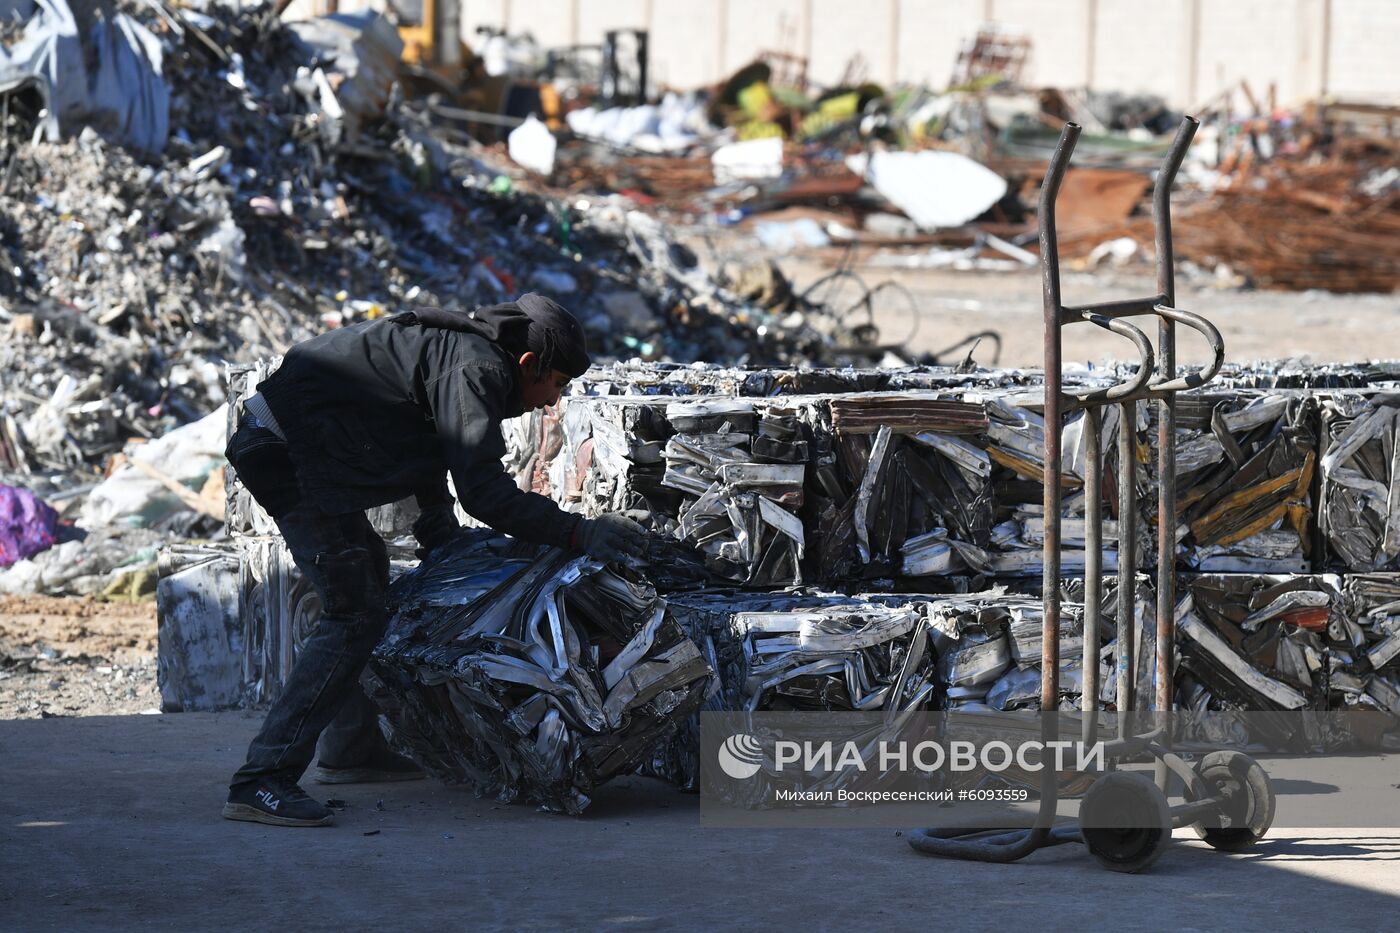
1319,392,1400,572
363,533,714,814
1174,574,1339,718
1167,391,1316,572
155,542,244,712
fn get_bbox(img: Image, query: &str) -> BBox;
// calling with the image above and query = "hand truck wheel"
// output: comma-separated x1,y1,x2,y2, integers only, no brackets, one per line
1080,771,1172,873
1188,751,1276,852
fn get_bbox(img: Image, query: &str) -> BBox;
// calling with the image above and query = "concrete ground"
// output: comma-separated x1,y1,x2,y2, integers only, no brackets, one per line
2,713,1396,931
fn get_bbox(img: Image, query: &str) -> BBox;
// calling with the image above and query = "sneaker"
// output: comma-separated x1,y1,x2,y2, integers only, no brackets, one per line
222,776,334,827
312,749,425,785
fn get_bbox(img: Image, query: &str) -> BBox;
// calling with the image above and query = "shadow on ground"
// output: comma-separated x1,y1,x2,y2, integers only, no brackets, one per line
1,713,1396,931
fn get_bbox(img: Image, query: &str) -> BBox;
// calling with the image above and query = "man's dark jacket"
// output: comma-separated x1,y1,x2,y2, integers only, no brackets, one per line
257,313,579,548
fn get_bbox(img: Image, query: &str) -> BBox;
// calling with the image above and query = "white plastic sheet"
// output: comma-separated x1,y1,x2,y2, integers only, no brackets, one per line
847,150,1007,230
80,405,228,530
507,115,557,175
565,93,711,153
711,136,782,184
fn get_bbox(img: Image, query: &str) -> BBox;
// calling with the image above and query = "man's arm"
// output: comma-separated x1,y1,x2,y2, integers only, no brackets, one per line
426,359,581,549
411,476,460,553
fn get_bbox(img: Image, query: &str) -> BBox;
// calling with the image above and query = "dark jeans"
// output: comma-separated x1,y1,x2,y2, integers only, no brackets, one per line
226,417,393,789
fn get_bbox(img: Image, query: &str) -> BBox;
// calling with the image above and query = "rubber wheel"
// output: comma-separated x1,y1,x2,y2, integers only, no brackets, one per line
1189,751,1275,852
1080,771,1172,873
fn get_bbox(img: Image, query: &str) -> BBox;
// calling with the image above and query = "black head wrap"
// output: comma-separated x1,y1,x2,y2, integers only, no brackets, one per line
398,293,591,378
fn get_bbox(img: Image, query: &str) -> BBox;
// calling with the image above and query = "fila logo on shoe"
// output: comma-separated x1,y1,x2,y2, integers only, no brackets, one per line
255,789,281,811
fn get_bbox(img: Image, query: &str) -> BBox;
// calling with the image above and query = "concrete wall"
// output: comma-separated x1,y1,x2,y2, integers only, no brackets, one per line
282,0,1400,107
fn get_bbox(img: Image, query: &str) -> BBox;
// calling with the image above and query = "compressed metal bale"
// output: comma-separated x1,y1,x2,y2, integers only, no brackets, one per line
1339,574,1400,716
514,392,819,586
820,390,1127,582
155,531,320,710
926,596,1087,710
364,533,715,814
155,543,244,711
904,392,1147,580
663,397,819,585
816,392,991,582
664,589,942,807
669,591,939,713
542,394,676,518
1172,573,1343,751
1162,390,1317,573
1319,391,1400,572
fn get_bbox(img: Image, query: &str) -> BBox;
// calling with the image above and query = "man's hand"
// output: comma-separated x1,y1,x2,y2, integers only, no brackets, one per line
413,504,462,560
573,512,649,564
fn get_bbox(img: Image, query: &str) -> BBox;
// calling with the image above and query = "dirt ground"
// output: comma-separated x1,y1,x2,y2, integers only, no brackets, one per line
777,252,1400,368
0,595,159,720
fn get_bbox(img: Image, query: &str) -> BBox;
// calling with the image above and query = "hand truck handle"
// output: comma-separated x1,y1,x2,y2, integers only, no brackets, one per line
1059,311,1155,405
1148,304,1226,394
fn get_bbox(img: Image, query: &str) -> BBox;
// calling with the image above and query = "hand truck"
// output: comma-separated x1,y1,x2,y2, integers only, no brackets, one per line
908,117,1276,872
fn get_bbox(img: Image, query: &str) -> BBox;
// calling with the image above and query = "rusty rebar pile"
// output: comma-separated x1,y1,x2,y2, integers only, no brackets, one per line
1064,139,1400,293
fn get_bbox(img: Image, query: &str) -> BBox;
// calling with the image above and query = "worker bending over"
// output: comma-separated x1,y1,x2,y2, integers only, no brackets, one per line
221,294,647,827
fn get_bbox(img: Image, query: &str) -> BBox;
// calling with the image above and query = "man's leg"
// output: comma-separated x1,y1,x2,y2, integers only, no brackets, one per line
307,531,422,784
228,506,389,787
225,503,401,825
221,419,416,826
314,687,383,767
310,686,422,783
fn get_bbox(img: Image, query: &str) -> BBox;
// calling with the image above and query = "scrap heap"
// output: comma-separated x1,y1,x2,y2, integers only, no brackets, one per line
8,1,1397,810
1059,134,1400,293
363,534,714,814
0,2,913,597
0,4,898,481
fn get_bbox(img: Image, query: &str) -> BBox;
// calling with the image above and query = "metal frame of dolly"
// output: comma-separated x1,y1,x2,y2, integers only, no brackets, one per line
909,117,1277,872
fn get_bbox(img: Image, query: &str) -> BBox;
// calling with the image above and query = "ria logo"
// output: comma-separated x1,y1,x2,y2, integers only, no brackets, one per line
717,733,764,780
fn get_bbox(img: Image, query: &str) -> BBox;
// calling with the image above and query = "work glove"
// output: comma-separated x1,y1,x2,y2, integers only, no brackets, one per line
573,512,650,564
413,504,463,561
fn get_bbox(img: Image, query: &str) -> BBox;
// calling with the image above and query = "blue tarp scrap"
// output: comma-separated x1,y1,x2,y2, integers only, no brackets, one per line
0,0,169,152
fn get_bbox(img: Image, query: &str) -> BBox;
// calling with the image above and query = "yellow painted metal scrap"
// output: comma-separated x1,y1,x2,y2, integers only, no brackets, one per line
1190,452,1314,547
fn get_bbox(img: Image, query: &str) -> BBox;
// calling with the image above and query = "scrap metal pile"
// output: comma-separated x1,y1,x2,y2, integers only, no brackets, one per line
1058,132,1400,293
510,373,1142,588
0,2,926,597
154,360,1400,811
532,30,1400,296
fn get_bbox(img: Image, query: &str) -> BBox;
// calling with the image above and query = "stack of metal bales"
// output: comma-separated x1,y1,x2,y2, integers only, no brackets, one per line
501,364,1400,721
154,359,1400,809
